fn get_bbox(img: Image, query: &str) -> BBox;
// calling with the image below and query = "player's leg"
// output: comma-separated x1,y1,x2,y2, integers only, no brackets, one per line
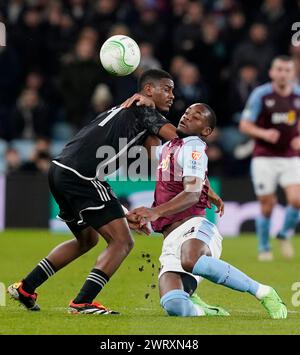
7,224,99,311
46,225,99,271
7,164,100,310
158,219,229,317
69,210,134,314
276,185,300,259
251,157,278,260
256,194,277,260
159,272,205,316
25,223,99,291
180,220,287,319
20,165,102,294
277,157,300,258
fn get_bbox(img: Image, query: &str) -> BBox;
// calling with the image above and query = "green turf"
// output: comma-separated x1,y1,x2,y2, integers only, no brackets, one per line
0,230,300,335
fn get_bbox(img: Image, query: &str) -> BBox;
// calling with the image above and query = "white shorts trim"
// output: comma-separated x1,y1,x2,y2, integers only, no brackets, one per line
251,157,300,196
158,217,223,284
52,160,95,180
77,205,105,225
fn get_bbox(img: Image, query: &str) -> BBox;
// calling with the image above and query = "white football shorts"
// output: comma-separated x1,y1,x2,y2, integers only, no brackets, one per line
158,216,223,284
251,156,300,196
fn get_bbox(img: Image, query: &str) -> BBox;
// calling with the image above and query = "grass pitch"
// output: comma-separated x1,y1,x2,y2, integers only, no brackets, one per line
0,230,300,335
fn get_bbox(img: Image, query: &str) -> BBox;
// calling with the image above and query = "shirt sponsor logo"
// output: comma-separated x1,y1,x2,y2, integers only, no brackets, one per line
192,151,201,160
271,111,296,125
187,159,201,170
265,98,275,108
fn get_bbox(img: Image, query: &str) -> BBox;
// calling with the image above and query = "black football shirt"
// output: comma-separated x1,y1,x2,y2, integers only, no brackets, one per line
54,106,170,179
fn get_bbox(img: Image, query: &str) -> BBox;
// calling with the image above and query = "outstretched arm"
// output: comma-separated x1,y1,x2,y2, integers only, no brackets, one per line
121,93,178,142
129,176,203,225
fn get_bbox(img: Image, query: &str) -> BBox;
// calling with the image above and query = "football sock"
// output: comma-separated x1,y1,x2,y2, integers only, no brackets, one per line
192,255,259,296
22,258,57,294
278,206,299,239
73,268,109,304
256,215,271,252
160,289,204,317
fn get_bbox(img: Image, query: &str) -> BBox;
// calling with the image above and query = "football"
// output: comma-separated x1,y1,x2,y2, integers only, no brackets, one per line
99,35,141,76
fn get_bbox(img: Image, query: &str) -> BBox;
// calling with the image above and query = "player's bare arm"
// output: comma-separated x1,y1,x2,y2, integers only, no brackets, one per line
121,93,156,109
157,123,178,141
208,187,224,217
130,176,203,224
239,120,280,144
121,93,178,141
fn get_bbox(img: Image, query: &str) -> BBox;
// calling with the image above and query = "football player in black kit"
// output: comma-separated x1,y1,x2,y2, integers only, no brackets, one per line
8,69,178,314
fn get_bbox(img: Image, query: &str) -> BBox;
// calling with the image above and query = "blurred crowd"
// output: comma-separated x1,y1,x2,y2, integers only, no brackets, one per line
0,0,300,176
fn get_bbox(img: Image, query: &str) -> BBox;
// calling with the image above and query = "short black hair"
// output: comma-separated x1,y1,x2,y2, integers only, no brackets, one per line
202,103,217,130
138,69,173,91
271,55,292,67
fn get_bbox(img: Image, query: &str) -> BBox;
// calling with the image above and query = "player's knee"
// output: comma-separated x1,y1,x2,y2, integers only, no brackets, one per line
181,258,195,273
260,197,276,216
125,237,135,253
115,234,135,255
160,290,197,317
181,251,207,273
87,234,99,248
78,234,99,252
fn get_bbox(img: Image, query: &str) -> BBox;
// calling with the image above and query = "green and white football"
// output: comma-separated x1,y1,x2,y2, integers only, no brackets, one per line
100,35,141,76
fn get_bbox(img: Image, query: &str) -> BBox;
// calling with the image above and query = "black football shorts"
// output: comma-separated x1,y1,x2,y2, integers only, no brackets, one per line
48,162,125,234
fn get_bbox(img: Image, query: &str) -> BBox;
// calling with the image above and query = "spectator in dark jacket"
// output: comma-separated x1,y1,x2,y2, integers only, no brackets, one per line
60,36,109,129
231,23,275,81
10,88,50,139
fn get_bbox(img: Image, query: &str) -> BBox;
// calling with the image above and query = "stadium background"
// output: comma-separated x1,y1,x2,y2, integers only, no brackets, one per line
0,0,300,235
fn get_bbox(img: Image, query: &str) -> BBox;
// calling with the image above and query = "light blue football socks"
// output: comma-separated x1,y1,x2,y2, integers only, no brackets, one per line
192,255,259,296
160,289,203,316
256,215,271,252
278,206,299,239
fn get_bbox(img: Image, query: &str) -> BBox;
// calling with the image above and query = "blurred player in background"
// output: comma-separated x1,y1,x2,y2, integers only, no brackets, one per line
8,69,178,314
240,56,300,261
130,103,287,319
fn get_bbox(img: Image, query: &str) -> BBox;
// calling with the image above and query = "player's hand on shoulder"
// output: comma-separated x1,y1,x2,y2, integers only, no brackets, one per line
291,136,300,151
263,128,280,144
121,93,155,109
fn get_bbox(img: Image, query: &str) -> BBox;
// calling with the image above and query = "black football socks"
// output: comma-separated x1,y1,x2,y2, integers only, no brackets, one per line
22,258,57,294
73,268,109,304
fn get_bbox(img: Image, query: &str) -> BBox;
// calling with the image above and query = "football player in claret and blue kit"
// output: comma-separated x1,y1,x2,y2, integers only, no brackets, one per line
130,103,287,319
240,55,300,261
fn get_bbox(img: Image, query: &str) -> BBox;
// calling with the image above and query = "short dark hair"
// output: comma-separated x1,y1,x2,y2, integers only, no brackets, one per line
202,103,217,130
271,55,292,67
138,69,173,91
